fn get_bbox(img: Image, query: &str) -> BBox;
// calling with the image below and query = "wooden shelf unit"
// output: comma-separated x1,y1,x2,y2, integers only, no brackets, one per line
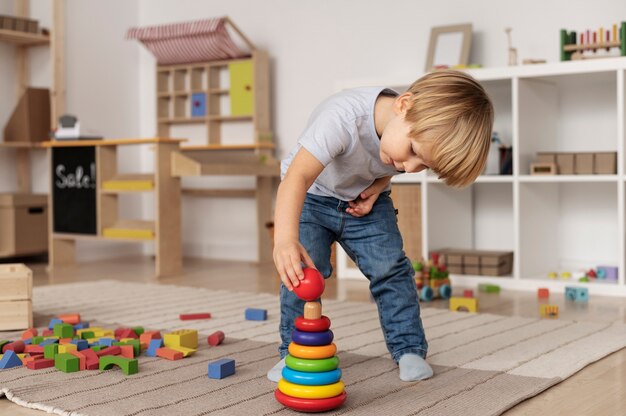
0,27,49,46
44,138,183,277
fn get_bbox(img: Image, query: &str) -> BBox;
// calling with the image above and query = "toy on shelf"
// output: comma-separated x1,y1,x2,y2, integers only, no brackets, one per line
413,252,452,302
449,297,478,313
561,22,626,61
275,268,346,413
533,152,616,175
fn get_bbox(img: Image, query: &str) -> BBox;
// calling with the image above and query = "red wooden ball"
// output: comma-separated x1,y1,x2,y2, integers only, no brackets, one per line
293,268,325,301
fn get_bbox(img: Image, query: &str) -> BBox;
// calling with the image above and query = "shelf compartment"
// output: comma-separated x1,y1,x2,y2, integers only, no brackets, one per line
0,28,49,46
171,149,280,177
157,70,170,93
101,174,154,192
102,220,155,240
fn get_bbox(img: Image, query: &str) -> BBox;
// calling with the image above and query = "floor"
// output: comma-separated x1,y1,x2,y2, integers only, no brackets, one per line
1,255,626,415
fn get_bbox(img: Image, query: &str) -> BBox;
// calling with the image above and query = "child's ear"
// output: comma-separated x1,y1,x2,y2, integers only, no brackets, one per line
394,92,413,114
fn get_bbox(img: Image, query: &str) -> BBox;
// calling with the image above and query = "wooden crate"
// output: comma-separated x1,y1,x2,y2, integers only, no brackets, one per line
0,263,33,330
0,300,32,331
438,249,513,276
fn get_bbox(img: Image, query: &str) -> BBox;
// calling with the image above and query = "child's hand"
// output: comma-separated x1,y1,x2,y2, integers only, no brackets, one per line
273,239,317,291
346,191,380,217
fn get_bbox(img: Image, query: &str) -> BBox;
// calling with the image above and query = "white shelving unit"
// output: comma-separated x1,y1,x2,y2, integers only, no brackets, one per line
336,57,626,297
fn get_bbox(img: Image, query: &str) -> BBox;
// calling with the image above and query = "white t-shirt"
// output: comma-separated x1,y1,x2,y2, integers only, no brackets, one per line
281,87,400,201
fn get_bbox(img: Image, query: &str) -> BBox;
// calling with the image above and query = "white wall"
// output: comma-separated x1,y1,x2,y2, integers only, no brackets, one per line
2,0,625,261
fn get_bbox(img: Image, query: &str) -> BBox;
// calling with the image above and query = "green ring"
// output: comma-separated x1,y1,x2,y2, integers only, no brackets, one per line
285,354,339,373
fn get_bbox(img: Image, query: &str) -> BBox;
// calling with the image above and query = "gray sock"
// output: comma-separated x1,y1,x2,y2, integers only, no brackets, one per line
398,353,433,381
267,358,286,382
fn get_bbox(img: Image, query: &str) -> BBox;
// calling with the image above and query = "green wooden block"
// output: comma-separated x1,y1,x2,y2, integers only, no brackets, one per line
54,323,74,338
90,345,103,352
31,336,44,345
478,283,500,294
81,331,95,340
55,353,79,373
131,327,144,337
44,343,59,359
99,355,138,376
114,339,140,357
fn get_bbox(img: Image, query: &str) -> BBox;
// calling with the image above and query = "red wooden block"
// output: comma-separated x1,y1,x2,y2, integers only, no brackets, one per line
21,328,38,340
156,347,183,361
58,313,81,325
96,346,122,357
207,331,225,346
538,288,550,299
25,345,44,355
22,355,45,365
42,329,54,337
68,350,86,370
59,338,73,344
3,340,25,354
119,345,134,359
463,290,474,298
80,348,100,370
26,358,55,370
179,313,211,320
116,328,138,340
139,331,161,349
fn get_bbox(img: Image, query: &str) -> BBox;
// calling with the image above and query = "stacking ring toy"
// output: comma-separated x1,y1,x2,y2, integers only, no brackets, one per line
285,354,339,372
295,315,331,332
289,342,336,359
292,329,334,346
282,367,342,386
275,389,347,413
278,379,344,399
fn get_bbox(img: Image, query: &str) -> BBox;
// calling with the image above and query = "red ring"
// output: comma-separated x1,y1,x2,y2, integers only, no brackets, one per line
295,315,331,332
275,389,346,412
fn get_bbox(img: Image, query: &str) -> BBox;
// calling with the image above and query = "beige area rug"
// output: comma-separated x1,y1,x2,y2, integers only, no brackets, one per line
1,281,626,416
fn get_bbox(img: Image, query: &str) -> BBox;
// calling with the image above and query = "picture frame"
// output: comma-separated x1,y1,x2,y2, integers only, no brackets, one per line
424,23,473,72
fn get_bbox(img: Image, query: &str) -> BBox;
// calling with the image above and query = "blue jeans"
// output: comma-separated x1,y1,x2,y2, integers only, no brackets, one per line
279,191,428,362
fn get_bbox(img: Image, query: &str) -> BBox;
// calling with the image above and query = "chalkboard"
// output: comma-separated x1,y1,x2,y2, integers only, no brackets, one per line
52,147,97,234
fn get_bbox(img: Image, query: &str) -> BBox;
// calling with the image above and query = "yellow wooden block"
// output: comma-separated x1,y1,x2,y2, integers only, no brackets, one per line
84,338,100,344
540,304,559,318
93,329,114,337
120,338,136,343
164,329,198,349
449,297,478,313
167,346,196,357
58,344,77,354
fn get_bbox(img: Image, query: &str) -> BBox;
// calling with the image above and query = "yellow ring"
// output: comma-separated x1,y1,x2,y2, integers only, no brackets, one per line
277,379,344,399
288,342,337,359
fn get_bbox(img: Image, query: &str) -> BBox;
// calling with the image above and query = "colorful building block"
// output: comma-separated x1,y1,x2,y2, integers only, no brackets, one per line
96,346,121,357
540,304,559,318
565,286,589,302
58,344,77,354
55,353,79,373
118,345,135,359
70,339,88,351
31,336,44,345
208,358,235,379
478,283,500,294
48,318,63,329
139,331,161,348
3,340,25,354
537,288,550,299
53,323,74,339
24,345,44,355
146,338,164,357
179,313,211,320
73,322,90,330
80,348,100,370
463,290,474,298
131,327,144,337
164,329,198,349
68,350,87,370
26,358,55,370
208,331,225,346
58,313,81,325
449,297,478,312
156,347,183,361
245,308,267,321
21,328,37,339
99,355,138,376
167,346,196,357
44,343,59,359
0,350,22,369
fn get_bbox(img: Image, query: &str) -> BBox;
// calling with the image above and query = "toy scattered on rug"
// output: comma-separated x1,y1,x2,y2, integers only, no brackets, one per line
565,286,588,303
449,297,478,313
275,268,347,412
537,288,550,299
413,252,452,302
179,313,211,320
540,304,559,318
478,283,500,294
0,313,226,376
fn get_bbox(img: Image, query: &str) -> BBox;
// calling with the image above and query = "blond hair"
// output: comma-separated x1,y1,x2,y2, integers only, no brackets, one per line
405,70,494,188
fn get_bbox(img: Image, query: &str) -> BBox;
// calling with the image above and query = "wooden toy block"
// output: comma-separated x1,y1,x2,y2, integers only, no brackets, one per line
538,288,550,299
24,345,44,355
90,345,104,353
478,283,500,294
40,338,59,347
93,329,114,338
98,338,114,347
245,308,268,321
95,346,122,357
303,302,321,320
119,345,135,359
168,346,196,357
73,322,90,330
70,339,88,351
26,358,55,370
44,343,59,359
58,344,77,354
0,350,22,369
146,339,164,357
463,290,474,298
54,323,74,339
80,348,99,370
179,313,211,320
131,327,144,337
565,286,588,302
59,338,73,344
156,347,184,361
99,355,139,376
164,329,198,349
80,331,95,340
208,331,225,346
68,350,87,370
540,304,559,318
530,162,557,175
42,329,54,337
449,297,478,313
31,336,44,345
21,328,37,339
55,353,79,373
3,340,25,354
208,358,235,379
48,318,63,329
22,355,44,365
139,331,161,348
58,313,81,325
116,328,138,340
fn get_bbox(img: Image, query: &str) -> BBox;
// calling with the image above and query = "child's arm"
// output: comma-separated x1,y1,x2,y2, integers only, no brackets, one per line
274,148,326,291
346,176,392,217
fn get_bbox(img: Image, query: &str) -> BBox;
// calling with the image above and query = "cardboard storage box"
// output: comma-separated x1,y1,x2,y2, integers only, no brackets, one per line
556,153,575,174
0,300,32,331
0,264,33,330
575,153,594,174
537,153,557,164
0,193,48,257
594,152,617,174
438,249,513,276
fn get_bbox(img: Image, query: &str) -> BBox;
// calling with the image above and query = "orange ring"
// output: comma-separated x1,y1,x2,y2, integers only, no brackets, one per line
288,342,337,359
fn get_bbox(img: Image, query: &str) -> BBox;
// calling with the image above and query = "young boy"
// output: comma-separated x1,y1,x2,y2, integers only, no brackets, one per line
268,70,493,382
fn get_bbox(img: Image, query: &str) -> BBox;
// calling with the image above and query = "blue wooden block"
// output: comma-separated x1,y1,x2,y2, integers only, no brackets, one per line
48,318,63,329
245,308,267,321
0,350,22,369
146,338,164,357
565,286,588,302
565,287,577,301
40,339,59,347
208,358,235,379
191,93,206,117
23,338,32,345
70,339,89,351
98,338,114,347
74,322,90,330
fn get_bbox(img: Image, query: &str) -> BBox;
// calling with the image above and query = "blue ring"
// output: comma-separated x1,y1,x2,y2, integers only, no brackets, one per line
282,367,342,386
292,329,334,346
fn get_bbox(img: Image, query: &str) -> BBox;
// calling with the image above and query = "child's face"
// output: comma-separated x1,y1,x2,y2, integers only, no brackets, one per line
379,112,433,174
